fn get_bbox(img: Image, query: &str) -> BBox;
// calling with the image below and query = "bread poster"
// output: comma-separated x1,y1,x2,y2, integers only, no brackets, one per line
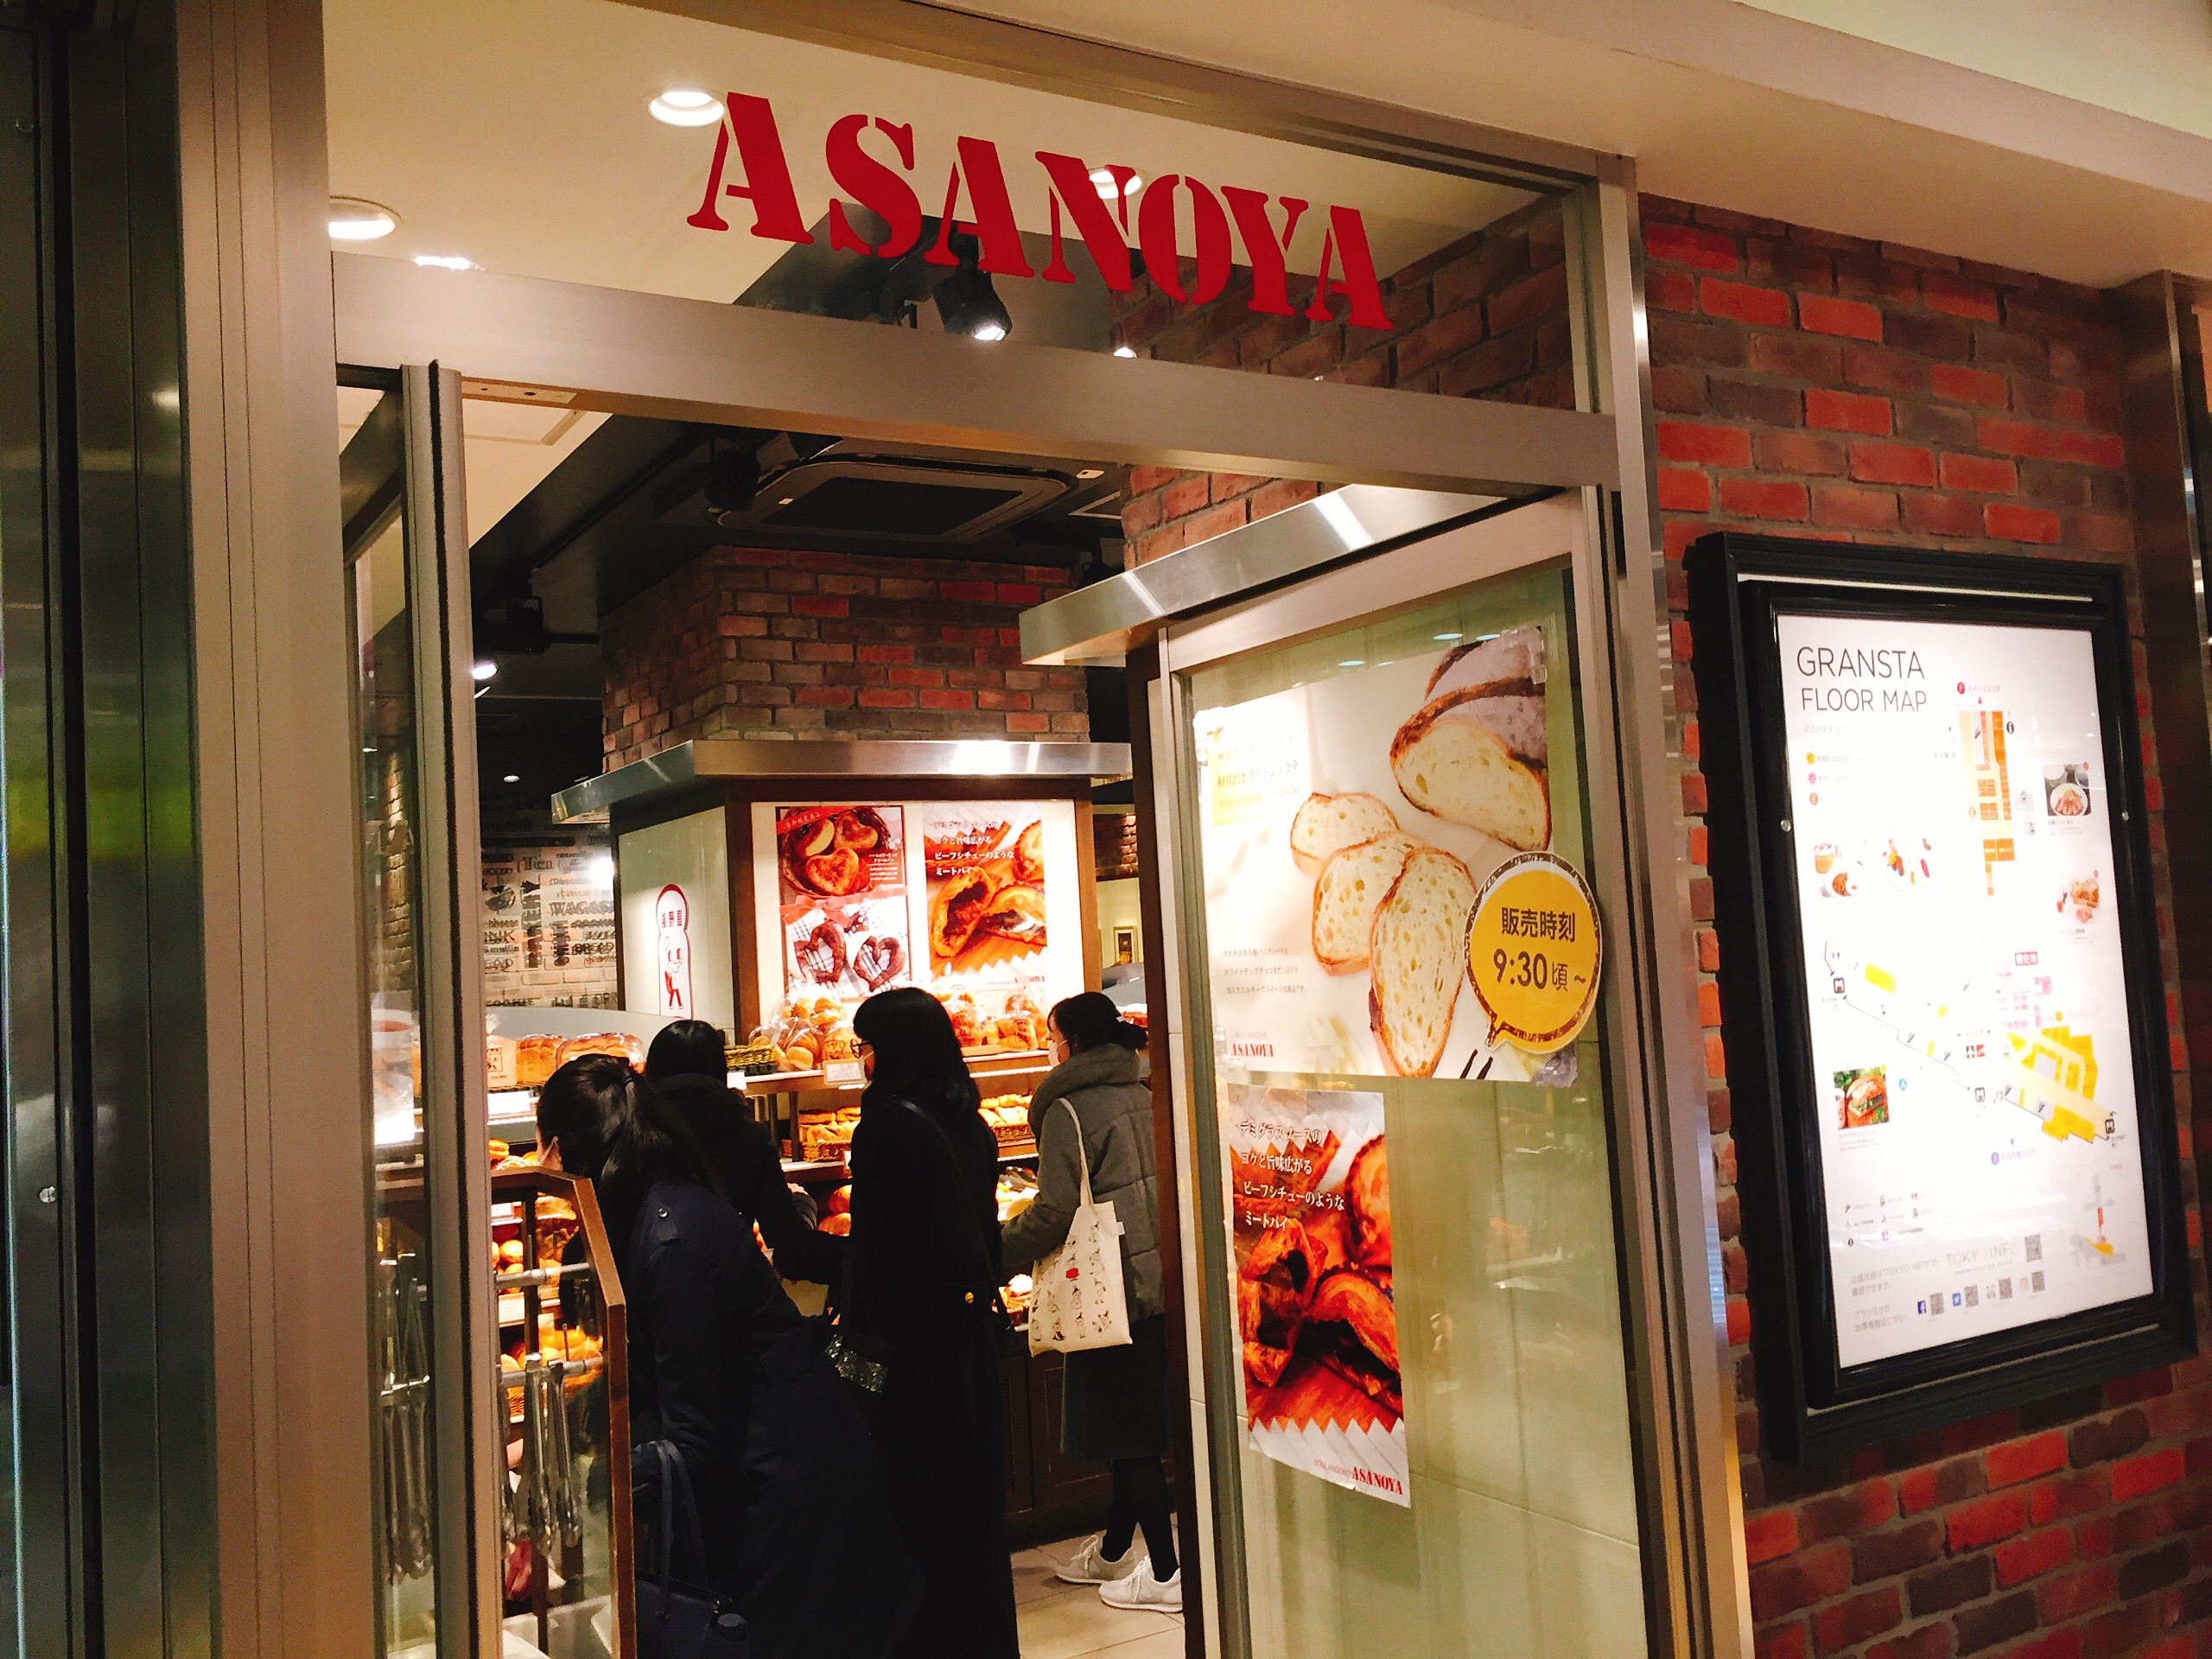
1195,621,1578,1084
773,804,914,1008
1224,1082,1407,1505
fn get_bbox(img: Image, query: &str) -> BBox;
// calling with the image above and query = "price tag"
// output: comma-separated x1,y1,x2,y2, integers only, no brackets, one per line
1465,852,1602,1053
823,1058,867,1088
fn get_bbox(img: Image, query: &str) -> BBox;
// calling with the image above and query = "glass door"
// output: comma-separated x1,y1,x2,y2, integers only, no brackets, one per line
341,365,498,1659
1161,499,1651,1658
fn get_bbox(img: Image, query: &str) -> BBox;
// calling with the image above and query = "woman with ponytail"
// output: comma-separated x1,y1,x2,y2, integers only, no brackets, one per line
1000,993,1178,1612
537,1055,916,1657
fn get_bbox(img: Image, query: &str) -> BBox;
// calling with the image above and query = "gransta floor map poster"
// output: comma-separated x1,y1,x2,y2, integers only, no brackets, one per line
1777,612,2153,1368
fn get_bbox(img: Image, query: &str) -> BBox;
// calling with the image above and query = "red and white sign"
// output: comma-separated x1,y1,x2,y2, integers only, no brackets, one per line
655,883,694,1018
684,91,1392,331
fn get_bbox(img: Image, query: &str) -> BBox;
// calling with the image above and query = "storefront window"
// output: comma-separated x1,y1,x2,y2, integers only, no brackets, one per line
1181,563,1648,1656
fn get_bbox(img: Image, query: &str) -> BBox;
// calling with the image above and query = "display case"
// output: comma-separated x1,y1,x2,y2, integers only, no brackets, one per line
492,1166,636,1659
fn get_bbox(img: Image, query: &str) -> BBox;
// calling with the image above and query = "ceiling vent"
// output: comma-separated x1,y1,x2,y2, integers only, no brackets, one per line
658,455,1069,545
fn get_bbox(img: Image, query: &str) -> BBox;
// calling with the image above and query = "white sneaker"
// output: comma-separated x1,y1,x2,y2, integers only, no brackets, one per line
1099,1558,1182,1612
1054,1533,1140,1586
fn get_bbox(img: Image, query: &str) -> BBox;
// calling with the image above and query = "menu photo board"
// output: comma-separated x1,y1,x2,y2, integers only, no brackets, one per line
747,796,1087,1055
1689,534,2192,1459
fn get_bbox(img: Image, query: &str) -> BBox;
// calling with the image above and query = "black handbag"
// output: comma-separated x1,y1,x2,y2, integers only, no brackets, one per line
633,1440,748,1659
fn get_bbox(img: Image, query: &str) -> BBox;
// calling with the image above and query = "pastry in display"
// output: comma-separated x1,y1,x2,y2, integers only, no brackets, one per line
516,1035,562,1088
1311,833,1418,973
1288,791,1400,874
1367,849,1478,1077
555,1031,647,1069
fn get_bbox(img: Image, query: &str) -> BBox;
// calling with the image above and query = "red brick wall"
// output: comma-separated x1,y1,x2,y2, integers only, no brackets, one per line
1644,197,2212,1659
1113,196,1573,563
600,543,1084,766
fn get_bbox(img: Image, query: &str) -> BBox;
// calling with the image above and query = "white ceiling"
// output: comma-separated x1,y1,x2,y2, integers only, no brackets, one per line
940,0,2212,288
321,0,1532,310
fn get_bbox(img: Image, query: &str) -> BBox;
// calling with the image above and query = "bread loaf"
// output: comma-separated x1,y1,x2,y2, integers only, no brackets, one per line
1288,791,1399,874
1311,833,1417,972
1423,624,1544,704
1367,848,1477,1077
1389,698,1550,850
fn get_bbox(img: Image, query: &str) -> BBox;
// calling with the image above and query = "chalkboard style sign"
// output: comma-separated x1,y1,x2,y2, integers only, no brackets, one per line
1688,533,2193,1460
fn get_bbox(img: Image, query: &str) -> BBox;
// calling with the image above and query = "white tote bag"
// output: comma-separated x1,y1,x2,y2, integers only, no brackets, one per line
1027,1100,1133,1356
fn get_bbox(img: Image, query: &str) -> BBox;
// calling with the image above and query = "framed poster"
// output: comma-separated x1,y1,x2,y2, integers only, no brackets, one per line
1688,533,2193,1459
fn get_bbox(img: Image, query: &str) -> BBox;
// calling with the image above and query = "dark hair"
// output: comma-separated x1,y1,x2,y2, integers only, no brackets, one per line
537,1054,717,1242
645,1019,727,1083
852,986,981,1122
1050,991,1147,1052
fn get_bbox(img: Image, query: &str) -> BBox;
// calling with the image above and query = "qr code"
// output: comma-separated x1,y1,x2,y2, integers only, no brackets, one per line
1929,1287,1946,1315
1964,1285,1980,1307
2032,1271,2046,1292
2025,1234,2044,1262
1999,1278,2012,1300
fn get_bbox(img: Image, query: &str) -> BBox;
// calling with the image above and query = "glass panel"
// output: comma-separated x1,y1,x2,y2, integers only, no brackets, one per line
344,388,445,1656
1181,565,1649,1658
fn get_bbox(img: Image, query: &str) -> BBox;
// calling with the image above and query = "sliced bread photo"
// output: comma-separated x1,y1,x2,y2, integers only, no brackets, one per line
1288,791,1400,873
1367,848,1477,1077
1311,833,1419,972
1389,698,1550,851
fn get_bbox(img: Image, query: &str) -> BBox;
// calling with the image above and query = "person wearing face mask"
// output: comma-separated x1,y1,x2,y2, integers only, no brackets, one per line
534,1054,917,1658
999,992,1178,1612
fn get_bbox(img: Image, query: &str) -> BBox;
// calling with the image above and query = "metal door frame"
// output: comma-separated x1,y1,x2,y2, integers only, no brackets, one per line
308,6,1750,1658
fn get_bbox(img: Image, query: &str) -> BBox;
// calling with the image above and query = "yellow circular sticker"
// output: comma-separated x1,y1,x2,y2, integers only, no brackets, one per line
1465,853,1603,1053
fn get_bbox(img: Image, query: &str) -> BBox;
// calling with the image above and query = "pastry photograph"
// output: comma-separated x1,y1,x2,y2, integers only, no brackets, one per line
922,813,1052,974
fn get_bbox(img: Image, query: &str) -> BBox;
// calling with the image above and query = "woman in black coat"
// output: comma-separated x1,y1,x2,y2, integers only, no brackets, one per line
537,1056,916,1659
841,988,1020,1659
644,1019,841,1286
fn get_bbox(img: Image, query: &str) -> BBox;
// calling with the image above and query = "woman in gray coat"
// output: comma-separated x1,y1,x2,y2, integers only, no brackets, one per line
1001,992,1179,1612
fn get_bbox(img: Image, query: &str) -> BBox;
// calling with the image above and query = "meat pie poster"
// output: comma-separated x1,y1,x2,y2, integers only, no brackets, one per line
774,804,913,1005
1225,1082,1408,1505
919,805,1052,985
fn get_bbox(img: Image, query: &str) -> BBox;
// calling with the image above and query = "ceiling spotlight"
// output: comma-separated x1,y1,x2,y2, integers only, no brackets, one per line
471,658,498,682
1433,632,1464,642
1337,659,1366,669
414,253,474,270
650,87,722,127
1076,467,1105,480
502,773,521,784
329,197,400,241
1112,345,1137,359
1089,167,1141,201
934,264,1012,343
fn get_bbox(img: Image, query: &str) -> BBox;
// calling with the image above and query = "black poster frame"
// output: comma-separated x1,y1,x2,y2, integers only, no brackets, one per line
1688,532,2195,1461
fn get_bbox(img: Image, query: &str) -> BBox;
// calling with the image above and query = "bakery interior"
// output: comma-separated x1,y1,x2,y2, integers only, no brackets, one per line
339,232,1158,1649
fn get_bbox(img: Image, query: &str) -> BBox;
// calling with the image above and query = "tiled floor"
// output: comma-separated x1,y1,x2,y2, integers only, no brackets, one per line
1013,1536,1185,1659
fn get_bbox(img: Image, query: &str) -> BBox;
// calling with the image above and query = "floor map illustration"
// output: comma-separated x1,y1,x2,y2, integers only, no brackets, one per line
1778,613,2154,1367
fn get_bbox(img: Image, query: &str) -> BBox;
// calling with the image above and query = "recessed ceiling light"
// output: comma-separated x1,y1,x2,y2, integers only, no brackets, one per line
329,197,399,240
650,88,722,127
1076,467,1104,480
778,497,795,505
1338,659,1365,669
1089,167,1141,201
1112,345,1137,359
1433,632,1463,642
414,253,474,271
502,773,520,784
472,658,498,682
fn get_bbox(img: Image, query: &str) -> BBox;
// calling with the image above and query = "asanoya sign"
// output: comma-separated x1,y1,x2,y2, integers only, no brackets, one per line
683,92,1392,329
